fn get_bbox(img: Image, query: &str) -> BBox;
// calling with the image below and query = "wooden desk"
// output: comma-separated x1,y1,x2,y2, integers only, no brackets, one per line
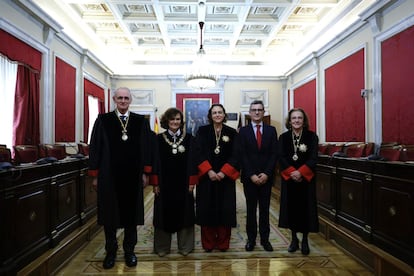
0,158,97,275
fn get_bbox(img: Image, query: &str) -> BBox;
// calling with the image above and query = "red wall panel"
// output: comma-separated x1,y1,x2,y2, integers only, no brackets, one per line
55,58,76,142
294,79,317,132
381,25,414,144
325,49,365,142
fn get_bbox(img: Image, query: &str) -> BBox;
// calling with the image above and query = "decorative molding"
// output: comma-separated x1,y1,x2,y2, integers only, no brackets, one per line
240,89,268,107
130,89,154,106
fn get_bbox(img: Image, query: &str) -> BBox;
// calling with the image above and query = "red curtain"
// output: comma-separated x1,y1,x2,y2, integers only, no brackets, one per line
0,29,42,71
55,58,76,142
325,49,365,142
293,79,316,132
83,79,105,142
13,65,40,146
381,25,414,144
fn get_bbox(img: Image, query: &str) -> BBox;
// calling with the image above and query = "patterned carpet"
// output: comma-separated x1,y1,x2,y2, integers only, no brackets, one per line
90,182,326,262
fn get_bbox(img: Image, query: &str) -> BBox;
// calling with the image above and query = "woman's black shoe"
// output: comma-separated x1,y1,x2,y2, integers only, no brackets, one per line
287,239,299,253
301,240,310,255
103,253,116,269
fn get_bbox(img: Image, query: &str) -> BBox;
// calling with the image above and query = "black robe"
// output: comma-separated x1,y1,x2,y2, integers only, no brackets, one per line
278,129,319,233
192,124,239,227
152,131,195,233
88,111,154,228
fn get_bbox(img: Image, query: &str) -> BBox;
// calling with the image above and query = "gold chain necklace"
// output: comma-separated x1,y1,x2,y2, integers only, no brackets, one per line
162,132,186,154
292,130,302,161
117,113,130,141
214,127,221,154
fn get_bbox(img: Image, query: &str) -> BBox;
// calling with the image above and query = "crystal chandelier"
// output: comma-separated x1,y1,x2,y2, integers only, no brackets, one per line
185,20,217,90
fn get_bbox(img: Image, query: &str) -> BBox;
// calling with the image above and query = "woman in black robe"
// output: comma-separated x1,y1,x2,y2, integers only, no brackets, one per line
192,104,240,252
278,108,319,255
152,108,196,256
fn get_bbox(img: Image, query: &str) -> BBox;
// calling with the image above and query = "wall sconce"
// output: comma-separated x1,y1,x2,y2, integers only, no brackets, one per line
360,89,371,98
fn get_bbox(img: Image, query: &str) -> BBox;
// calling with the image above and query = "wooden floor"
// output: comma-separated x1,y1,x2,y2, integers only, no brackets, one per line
54,187,374,276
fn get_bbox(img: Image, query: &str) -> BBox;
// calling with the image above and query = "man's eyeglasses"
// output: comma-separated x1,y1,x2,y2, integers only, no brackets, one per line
116,96,130,100
250,108,264,113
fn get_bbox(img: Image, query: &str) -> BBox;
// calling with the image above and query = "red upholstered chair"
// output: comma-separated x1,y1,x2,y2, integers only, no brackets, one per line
43,144,67,160
400,145,414,162
13,145,39,164
78,143,89,156
345,143,366,158
378,145,403,161
318,144,330,155
327,143,345,156
364,142,375,157
0,147,12,162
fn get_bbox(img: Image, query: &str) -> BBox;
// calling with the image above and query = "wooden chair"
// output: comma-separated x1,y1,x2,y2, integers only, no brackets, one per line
78,143,89,156
13,145,39,164
378,145,403,161
0,147,12,162
318,143,330,155
344,143,366,158
327,143,345,156
400,145,414,162
42,144,67,160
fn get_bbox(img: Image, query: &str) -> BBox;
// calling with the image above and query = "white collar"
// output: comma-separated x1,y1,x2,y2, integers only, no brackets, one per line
116,110,130,117
168,129,181,137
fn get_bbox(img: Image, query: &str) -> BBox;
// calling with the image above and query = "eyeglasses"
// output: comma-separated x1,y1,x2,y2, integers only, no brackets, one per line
116,96,130,100
250,109,264,113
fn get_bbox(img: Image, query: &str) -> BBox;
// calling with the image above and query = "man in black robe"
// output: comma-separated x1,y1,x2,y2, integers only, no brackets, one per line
88,87,155,269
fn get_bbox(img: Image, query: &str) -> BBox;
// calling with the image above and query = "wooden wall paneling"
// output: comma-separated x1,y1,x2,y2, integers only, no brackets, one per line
316,156,337,220
79,158,97,222
335,158,373,241
371,162,414,266
49,160,81,247
0,165,51,275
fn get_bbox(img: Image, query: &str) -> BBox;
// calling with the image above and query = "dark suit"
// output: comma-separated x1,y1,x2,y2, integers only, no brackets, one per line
238,123,278,243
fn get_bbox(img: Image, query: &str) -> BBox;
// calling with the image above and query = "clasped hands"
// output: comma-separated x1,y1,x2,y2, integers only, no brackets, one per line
290,170,303,182
208,170,225,182
251,173,268,186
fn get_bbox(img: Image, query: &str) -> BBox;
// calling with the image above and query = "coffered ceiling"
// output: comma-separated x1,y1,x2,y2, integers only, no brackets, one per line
31,0,376,77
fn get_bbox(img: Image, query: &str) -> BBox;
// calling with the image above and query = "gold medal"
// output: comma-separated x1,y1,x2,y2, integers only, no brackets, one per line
172,148,178,154
122,133,128,141
214,147,220,154
292,153,298,161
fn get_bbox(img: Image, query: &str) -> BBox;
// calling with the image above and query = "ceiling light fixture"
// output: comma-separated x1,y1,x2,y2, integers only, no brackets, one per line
185,3,217,90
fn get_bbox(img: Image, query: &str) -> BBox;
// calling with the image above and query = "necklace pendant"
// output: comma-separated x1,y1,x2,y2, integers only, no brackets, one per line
172,148,178,154
292,153,298,161
122,133,128,141
172,143,178,148
214,146,220,154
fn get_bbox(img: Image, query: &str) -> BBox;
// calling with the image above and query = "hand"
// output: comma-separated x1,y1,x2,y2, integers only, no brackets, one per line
257,173,268,185
290,170,303,182
189,185,195,192
142,174,149,188
153,185,160,195
92,177,98,191
217,171,225,181
250,174,261,186
208,170,219,181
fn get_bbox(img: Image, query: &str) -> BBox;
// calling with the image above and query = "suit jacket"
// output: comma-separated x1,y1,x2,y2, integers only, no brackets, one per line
238,123,279,184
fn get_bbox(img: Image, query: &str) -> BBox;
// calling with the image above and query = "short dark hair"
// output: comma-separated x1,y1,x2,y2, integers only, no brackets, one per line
160,108,184,130
207,103,227,124
250,100,264,110
285,108,310,129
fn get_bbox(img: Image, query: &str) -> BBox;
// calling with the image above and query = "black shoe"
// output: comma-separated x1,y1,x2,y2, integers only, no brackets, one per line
245,241,256,251
124,252,137,267
103,253,116,269
301,240,310,255
288,239,299,253
260,240,273,252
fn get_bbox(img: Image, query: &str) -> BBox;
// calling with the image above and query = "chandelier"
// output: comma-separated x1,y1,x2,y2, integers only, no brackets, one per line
185,20,217,90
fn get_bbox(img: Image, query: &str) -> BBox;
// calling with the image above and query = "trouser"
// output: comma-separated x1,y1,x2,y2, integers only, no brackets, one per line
154,226,195,254
104,225,137,254
201,226,231,250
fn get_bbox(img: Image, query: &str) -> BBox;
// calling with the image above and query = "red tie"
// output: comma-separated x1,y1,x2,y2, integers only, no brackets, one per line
256,124,262,149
